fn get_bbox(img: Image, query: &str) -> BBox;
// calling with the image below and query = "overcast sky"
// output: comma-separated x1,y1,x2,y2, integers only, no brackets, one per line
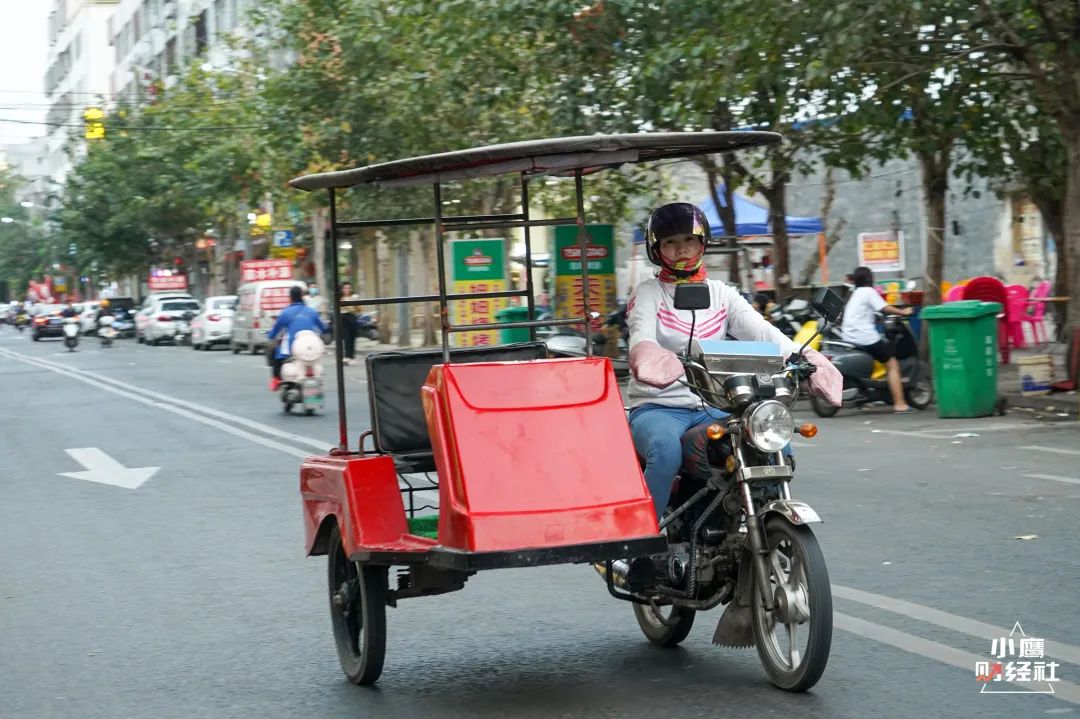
0,1,52,145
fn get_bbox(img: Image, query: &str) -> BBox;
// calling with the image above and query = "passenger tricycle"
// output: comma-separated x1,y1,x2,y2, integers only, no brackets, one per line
292,132,836,691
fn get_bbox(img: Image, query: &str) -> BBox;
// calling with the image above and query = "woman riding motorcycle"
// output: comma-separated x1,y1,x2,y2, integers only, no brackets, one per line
627,202,842,517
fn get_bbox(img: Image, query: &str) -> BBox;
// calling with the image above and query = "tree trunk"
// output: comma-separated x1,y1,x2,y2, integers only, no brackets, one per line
763,160,792,297
703,158,740,286
919,151,949,307
799,167,847,286
1064,133,1080,339
311,208,327,317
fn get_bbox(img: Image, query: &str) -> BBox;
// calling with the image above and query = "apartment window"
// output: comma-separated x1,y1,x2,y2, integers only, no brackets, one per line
165,37,177,76
195,10,208,55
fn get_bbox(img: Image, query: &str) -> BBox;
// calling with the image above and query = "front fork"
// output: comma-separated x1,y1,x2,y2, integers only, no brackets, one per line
733,442,792,613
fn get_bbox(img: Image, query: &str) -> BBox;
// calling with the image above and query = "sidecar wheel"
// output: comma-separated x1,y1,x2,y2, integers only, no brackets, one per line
327,525,387,686
810,395,839,418
634,601,696,647
751,517,832,692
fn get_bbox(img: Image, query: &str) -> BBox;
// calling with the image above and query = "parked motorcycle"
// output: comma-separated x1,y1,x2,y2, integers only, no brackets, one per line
597,283,843,692
810,313,932,417
355,312,379,341
98,315,117,348
280,330,325,416
62,317,80,351
173,311,194,346
544,306,629,376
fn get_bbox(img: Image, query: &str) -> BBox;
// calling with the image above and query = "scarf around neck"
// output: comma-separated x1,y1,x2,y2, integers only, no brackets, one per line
657,254,707,284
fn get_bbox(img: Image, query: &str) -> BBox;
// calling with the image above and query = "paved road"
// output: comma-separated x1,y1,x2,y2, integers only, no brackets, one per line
2,332,1080,718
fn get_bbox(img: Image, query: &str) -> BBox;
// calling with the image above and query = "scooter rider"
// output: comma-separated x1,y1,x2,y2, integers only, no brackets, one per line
839,266,915,414
266,285,328,391
627,202,842,517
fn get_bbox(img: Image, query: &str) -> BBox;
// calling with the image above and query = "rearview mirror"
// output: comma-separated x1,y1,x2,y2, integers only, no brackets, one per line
811,287,845,323
673,283,711,311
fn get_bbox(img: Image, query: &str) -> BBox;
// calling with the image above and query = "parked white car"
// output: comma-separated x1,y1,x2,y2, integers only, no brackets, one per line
190,295,237,351
77,301,100,335
135,293,194,341
140,297,202,345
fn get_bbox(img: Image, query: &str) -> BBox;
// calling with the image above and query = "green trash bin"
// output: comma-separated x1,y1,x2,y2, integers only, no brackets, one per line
921,301,1002,418
495,305,532,344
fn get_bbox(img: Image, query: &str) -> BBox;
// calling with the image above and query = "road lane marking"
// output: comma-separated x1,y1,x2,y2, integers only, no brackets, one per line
835,612,1080,704
1026,473,1080,487
834,584,1080,667
0,347,330,452
1021,446,1080,457
0,348,315,460
60,448,159,490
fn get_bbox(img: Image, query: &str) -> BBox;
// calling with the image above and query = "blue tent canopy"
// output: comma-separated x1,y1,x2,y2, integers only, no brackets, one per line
633,186,824,242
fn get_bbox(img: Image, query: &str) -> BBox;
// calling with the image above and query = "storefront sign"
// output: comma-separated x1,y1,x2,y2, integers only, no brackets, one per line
240,259,293,283
554,224,616,329
857,231,905,273
450,238,507,347
147,275,188,291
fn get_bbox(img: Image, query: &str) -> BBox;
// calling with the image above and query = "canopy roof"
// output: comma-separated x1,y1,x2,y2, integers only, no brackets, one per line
289,131,781,191
633,185,823,242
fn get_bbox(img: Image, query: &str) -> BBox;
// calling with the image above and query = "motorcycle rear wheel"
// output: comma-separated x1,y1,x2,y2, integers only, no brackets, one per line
634,601,696,647
810,395,839,418
906,362,933,409
751,517,832,692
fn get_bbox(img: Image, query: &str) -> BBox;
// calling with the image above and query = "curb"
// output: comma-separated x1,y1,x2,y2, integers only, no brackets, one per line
1000,390,1079,420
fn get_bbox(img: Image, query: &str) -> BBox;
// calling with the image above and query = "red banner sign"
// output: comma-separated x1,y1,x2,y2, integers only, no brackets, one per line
240,259,293,283
260,286,293,311
147,275,188,291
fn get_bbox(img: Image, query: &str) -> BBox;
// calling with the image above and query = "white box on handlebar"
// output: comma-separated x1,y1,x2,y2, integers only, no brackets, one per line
691,339,784,376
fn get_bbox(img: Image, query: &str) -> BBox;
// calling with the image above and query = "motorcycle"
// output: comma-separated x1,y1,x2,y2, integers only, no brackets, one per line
355,312,379,341
810,312,932,417
173,311,194,346
280,330,326,416
544,306,630,376
62,317,80,351
14,310,28,332
596,283,843,692
98,315,117,348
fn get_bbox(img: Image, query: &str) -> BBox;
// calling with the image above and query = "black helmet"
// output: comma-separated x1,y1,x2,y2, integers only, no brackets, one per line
644,202,711,266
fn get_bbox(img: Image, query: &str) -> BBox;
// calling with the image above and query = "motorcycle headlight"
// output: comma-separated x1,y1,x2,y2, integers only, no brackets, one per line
744,400,794,453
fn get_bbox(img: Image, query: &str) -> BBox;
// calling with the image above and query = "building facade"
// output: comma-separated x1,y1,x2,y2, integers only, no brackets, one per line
109,0,264,102
44,0,120,185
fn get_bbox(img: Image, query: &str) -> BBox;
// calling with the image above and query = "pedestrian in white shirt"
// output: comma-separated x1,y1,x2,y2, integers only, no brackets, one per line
839,266,915,413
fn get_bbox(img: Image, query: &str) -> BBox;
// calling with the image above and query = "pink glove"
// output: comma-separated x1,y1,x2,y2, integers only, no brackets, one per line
629,341,684,389
804,347,843,406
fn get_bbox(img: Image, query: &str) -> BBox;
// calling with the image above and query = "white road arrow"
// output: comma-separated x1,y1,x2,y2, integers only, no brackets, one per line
59,448,159,490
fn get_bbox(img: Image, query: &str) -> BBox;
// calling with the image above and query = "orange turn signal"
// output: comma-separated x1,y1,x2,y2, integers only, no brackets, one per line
706,423,726,441
798,423,818,438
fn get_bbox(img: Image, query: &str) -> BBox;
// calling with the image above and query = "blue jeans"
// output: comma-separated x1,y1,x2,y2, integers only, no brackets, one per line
628,404,729,517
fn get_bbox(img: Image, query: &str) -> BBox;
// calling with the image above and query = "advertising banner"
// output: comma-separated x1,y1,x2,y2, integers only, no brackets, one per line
553,224,616,330
857,231,905,273
450,238,507,347
147,275,188,291
240,259,293,283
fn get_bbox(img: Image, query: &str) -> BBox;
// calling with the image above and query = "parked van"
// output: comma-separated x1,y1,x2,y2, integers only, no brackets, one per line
230,280,307,354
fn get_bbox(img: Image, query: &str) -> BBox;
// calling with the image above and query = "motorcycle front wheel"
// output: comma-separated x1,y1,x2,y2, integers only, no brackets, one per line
751,517,832,692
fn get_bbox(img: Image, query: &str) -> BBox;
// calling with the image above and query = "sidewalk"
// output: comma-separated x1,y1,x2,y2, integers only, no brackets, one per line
997,343,1079,420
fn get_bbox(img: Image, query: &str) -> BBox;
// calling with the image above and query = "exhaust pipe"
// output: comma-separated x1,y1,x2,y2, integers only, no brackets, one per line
592,559,631,588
